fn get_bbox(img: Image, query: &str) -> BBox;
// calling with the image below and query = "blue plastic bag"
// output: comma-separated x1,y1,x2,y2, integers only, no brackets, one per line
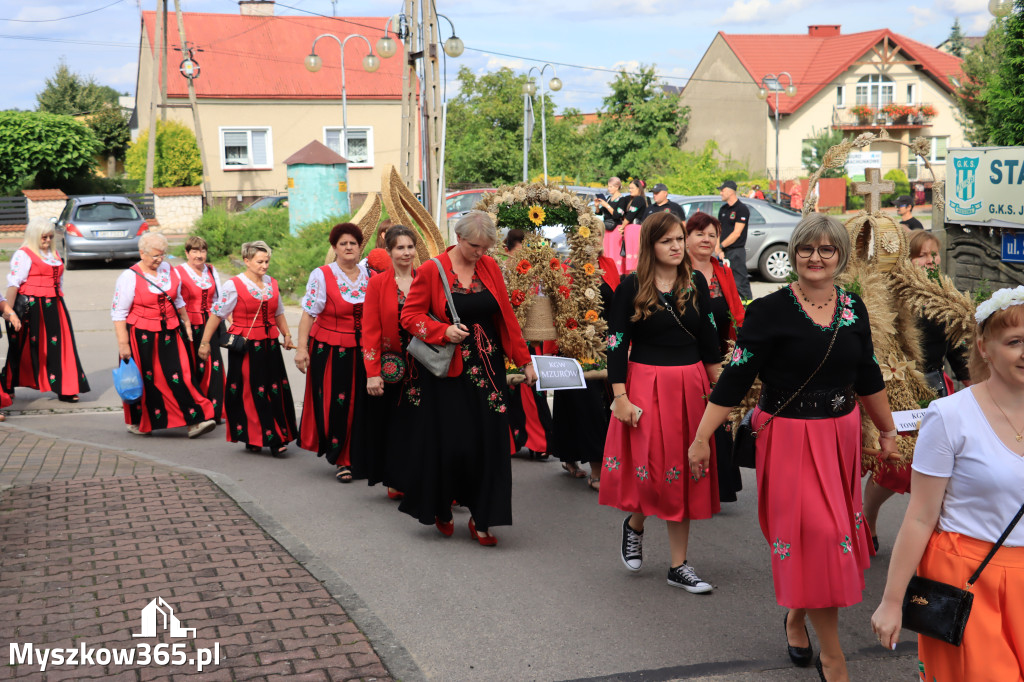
112,358,143,403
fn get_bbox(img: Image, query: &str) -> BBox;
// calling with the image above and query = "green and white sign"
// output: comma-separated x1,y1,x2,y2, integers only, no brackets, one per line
946,146,1024,226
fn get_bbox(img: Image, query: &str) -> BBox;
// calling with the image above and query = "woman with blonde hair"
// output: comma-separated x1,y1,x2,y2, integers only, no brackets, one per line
112,232,216,437
2,217,89,403
175,235,225,422
199,241,296,456
872,288,1024,681
600,211,722,593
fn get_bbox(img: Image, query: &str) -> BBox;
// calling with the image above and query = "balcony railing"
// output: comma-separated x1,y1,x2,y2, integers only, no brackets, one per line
831,104,936,130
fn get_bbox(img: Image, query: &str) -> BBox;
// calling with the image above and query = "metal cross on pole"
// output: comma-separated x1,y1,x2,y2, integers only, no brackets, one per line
851,167,896,215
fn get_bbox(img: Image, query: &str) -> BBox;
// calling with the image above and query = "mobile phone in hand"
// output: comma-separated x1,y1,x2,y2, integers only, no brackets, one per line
634,406,643,422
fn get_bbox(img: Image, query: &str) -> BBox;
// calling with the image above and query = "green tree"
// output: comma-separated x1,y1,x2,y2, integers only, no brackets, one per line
947,18,967,58
86,105,130,177
125,120,203,188
0,111,100,192
883,168,910,206
953,18,1005,145
986,0,1024,145
801,127,847,177
36,59,120,115
593,66,689,180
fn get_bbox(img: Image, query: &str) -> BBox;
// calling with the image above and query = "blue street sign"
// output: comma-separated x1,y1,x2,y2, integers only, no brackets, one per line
1002,230,1024,263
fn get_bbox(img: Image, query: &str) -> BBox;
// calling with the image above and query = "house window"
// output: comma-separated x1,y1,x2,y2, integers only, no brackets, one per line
908,136,949,179
324,127,373,168
854,74,894,108
220,128,271,169
931,136,948,162
836,86,846,107
906,84,915,105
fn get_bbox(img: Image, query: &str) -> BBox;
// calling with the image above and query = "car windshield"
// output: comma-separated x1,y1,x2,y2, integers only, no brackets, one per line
75,202,140,222
248,196,280,210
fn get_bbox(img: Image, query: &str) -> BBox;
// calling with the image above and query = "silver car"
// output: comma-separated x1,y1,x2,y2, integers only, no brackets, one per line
670,194,800,283
52,196,150,269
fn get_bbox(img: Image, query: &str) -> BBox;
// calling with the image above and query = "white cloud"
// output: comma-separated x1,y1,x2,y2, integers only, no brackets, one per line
716,0,813,24
484,56,524,71
935,0,989,12
91,62,138,90
908,4,937,27
968,14,995,32
10,6,65,22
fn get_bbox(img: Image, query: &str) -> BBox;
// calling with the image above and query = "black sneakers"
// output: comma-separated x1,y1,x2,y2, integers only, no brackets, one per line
620,516,643,572
667,562,712,594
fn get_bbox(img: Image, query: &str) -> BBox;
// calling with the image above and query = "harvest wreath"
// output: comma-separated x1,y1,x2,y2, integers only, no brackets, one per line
477,183,608,369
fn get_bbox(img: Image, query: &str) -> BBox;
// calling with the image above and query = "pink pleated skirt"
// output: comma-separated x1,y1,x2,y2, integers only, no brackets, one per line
752,405,873,609
599,362,720,522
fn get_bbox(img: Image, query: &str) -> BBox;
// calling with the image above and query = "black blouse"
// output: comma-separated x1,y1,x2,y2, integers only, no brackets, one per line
622,195,649,225
919,314,969,381
598,195,630,227
607,272,721,383
709,285,885,407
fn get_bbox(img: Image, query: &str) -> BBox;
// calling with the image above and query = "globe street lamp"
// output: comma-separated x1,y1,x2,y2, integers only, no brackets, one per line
989,0,1013,17
306,33,382,161
522,64,562,183
756,72,797,204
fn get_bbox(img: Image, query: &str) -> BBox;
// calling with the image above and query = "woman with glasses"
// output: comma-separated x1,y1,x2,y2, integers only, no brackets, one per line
2,219,90,404
689,214,898,681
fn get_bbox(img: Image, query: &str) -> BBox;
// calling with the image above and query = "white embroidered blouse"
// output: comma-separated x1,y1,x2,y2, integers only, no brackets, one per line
110,262,186,322
301,262,369,316
210,275,284,319
177,263,223,294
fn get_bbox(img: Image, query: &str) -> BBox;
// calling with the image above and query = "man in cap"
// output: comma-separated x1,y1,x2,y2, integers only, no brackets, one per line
641,183,686,222
717,180,752,300
896,195,924,232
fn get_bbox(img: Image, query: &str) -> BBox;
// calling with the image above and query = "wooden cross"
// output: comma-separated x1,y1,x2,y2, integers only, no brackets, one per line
851,167,895,214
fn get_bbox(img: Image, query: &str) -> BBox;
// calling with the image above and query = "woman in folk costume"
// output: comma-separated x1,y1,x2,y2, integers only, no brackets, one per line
175,235,225,422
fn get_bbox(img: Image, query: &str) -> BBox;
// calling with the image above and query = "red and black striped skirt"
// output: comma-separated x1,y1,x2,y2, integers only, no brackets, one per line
223,337,296,448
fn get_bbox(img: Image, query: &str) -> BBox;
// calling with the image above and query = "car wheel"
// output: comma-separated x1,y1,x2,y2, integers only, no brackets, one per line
758,245,790,283
60,239,75,270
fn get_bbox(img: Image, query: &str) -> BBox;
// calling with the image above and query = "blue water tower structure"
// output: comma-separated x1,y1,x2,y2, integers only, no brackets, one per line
284,140,350,234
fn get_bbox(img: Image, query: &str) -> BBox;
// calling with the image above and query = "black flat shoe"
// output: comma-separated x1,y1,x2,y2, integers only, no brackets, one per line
814,655,825,681
784,613,813,668
872,535,880,552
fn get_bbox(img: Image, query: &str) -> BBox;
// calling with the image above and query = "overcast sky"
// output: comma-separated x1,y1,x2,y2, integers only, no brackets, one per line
0,0,999,114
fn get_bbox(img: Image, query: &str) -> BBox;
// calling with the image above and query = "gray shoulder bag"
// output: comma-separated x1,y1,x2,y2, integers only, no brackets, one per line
407,258,462,377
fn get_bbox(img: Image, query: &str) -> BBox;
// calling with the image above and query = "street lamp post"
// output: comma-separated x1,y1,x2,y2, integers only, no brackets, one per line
305,33,381,161
523,64,562,184
756,72,796,204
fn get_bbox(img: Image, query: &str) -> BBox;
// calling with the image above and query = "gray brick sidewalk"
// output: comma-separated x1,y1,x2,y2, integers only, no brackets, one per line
0,425,398,681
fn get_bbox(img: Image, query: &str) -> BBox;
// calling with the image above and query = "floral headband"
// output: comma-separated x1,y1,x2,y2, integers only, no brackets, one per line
975,286,1024,325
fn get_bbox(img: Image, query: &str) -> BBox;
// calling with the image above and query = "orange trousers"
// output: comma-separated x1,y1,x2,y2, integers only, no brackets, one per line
917,531,1024,682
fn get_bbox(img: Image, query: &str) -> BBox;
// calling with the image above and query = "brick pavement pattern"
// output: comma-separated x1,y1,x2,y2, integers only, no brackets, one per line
0,426,393,681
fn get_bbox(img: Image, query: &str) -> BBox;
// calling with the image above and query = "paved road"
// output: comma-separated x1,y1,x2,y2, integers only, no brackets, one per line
1,258,921,681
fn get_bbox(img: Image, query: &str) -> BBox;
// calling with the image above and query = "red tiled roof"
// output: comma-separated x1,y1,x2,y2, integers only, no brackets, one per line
151,186,203,197
141,11,402,100
22,189,67,201
719,29,964,115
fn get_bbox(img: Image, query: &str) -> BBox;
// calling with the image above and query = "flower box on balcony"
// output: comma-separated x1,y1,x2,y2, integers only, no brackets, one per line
850,105,875,124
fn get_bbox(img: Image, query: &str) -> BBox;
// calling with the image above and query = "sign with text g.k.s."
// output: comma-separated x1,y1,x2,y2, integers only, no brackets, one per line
946,146,1024,226
531,355,586,391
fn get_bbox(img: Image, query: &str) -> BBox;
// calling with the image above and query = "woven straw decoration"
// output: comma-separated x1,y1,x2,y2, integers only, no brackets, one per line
522,294,559,341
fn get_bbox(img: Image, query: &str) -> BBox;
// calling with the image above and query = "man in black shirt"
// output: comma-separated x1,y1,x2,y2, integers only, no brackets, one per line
716,180,752,300
641,183,686,222
896,195,924,232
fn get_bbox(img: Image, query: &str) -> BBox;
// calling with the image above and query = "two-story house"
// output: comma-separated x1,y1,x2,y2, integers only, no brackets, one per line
680,25,965,189
134,0,411,202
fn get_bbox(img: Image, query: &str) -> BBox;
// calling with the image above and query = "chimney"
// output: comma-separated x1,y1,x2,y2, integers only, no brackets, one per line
239,1,274,16
808,25,840,37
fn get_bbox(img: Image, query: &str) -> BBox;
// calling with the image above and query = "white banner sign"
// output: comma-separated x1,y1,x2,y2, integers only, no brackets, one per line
531,355,586,391
845,151,882,181
946,146,1024,226
892,409,927,433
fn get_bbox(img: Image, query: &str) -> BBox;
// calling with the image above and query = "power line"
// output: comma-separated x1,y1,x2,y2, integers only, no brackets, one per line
0,33,136,48
1,0,125,23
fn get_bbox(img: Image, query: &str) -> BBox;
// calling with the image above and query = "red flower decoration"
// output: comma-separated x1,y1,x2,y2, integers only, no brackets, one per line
549,257,561,270
510,289,526,306
566,318,578,330
366,248,391,272
516,259,532,274
558,285,571,299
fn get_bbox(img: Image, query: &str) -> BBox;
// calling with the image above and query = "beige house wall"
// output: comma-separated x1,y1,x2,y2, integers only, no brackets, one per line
136,31,410,199
680,35,767,176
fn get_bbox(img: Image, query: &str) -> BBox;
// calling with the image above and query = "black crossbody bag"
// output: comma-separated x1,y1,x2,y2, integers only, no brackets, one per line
902,501,1024,646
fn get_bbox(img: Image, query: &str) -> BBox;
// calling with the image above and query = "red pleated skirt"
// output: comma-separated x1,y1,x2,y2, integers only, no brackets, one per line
752,405,873,609
599,362,720,522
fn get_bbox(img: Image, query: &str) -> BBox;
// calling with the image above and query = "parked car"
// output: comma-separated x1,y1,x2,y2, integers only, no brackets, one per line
445,188,496,218
669,194,801,283
52,195,150,269
243,195,288,211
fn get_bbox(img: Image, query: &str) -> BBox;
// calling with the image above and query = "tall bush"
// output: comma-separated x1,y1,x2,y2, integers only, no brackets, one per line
883,168,910,206
190,206,291,260
125,120,203,188
0,111,100,193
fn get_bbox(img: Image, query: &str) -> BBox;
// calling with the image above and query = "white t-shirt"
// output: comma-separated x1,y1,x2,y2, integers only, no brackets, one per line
913,387,1024,546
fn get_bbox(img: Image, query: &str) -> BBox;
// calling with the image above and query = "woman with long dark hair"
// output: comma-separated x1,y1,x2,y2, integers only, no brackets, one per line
176,235,225,422
600,211,722,593
295,223,370,482
3,218,89,403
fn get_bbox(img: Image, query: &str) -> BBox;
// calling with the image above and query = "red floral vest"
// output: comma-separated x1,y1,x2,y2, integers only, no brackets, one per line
228,276,280,341
310,265,361,347
17,247,63,297
125,265,181,332
176,264,219,327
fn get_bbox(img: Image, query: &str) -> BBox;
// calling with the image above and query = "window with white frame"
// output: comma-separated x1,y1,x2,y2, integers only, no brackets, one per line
836,86,846,107
906,83,915,105
854,74,894,108
324,127,373,167
908,136,949,179
220,128,271,169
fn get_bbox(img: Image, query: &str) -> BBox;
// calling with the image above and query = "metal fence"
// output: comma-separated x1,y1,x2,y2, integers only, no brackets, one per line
0,196,28,226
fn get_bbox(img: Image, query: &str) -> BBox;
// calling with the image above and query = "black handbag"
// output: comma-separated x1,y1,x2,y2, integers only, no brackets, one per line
220,294,263,354
732,318,841,468
902,501,1024,646
12,294,29,319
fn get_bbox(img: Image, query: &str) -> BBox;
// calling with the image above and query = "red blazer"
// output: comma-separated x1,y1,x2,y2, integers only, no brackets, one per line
712,257,745,339
362,269,405,377
598,255,620,292
401,249,531,377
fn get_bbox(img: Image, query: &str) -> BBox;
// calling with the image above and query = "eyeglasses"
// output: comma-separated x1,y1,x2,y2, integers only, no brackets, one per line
795,245,838,259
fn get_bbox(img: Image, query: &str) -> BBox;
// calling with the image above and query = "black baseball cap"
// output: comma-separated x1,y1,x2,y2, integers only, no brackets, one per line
896,195,913,208
717,180,737,191
652,183,669,193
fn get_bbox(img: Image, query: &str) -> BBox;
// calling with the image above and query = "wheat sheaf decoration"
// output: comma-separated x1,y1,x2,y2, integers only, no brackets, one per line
477,183,608,369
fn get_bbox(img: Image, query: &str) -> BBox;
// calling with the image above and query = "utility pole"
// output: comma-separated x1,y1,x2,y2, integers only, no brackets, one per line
172,0,211,197
144,0,167,191
398,0,418,193
419,0,441,218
